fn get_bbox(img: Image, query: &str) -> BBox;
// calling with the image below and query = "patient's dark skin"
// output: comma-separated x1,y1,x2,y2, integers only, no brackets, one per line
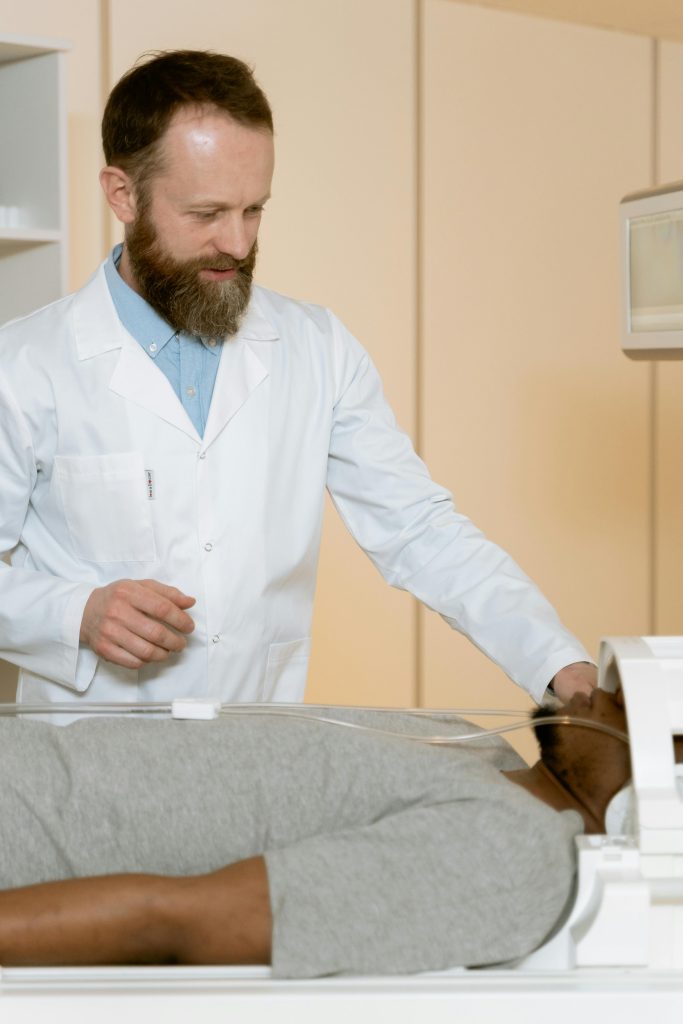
0,858,272,967
0,691,636,967
504,688,631,833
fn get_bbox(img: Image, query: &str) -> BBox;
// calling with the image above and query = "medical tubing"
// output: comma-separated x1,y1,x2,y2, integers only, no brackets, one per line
0,702,531,717
214,706,631,746
0,701,629,745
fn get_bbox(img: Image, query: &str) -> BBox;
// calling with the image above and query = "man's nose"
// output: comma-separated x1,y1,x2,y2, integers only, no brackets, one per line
213,215,252,261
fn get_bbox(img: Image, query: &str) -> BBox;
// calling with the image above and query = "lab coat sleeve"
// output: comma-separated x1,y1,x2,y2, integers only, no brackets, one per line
324,317,591,703
0,375,98,691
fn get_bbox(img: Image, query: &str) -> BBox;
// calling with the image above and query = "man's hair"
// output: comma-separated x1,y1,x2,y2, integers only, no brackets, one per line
531,706,575,787
102,49,273,190
532,705,597,791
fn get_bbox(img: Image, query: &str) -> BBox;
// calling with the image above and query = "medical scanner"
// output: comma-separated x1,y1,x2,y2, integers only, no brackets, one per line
1,636,683,1021
519,635,683,972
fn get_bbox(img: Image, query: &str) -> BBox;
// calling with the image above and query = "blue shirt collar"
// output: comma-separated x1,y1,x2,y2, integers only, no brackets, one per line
103,244,222,358
104,244,177,357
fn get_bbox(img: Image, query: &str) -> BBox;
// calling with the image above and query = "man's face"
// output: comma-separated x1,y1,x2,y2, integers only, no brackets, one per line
124,108,275,338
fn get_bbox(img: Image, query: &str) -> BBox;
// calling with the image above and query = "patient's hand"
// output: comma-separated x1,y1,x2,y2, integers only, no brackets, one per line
80,579,196,670
550,662,597,704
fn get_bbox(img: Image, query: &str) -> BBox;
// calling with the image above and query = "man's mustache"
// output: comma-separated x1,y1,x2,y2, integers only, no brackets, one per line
195,251,256,273
199,259,236,270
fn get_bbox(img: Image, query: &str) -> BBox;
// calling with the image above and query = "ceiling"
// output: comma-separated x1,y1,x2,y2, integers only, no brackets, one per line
453,1,683,43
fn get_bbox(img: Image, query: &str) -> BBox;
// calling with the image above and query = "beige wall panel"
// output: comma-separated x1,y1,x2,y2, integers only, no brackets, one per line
655,41,683,634
0,0,104,289
454,1,683,45
420,1,651,757
107,0,418,706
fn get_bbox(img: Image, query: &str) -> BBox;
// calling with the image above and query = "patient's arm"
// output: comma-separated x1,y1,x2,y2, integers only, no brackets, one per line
0,856,271,966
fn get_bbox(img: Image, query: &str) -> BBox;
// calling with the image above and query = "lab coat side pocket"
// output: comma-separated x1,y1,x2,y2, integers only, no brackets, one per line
54,452,156,563
261,637,311,702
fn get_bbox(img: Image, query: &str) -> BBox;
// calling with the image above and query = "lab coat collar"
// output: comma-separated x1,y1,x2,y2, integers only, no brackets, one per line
72,264,127,360
236,288,280,343
72,264,275,446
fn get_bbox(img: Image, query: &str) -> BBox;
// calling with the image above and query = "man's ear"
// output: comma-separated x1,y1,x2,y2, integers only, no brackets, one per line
99,166,139,224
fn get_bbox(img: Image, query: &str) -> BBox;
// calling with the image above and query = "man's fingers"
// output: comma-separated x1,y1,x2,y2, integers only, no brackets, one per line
551,662,597,704
99,619,178,664
118,608,188,654
132,583,196,634
81,579,197,668
93,639,144,671
140,580,197,611
106,581,195,635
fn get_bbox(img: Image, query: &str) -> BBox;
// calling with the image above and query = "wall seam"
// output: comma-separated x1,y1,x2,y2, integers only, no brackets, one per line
99,0,112,257
415,0,424,706
650,36,659,634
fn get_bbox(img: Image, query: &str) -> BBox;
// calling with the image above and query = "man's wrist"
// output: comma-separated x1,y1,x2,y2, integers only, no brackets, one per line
550,662,597,704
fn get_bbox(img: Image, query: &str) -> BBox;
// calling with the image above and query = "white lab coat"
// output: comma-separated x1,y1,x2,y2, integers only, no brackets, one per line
0,265,589,706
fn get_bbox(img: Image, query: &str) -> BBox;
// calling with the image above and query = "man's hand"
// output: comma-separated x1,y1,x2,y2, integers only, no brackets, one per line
80,579,196,670
550,661,597,704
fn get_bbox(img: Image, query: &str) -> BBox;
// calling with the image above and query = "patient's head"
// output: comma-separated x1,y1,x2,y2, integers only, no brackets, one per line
531,688,631,808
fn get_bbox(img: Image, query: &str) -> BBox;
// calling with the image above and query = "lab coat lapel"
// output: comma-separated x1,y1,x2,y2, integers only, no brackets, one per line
202,339,268,449
109,339,201,441
74,267,277,445
74,264,201,441
201,299,277,449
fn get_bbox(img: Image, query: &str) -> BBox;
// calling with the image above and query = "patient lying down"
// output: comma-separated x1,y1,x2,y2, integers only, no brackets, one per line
0,692,630,976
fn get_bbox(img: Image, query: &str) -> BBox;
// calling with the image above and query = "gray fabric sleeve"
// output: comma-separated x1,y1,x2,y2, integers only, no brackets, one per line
266,794,579,978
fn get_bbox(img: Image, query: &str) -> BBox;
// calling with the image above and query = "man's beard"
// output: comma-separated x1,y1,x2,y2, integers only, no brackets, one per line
125,207,257,338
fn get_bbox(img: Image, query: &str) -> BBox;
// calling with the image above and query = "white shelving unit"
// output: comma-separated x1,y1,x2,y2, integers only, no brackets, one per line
0,34,69,699
0,33,69,326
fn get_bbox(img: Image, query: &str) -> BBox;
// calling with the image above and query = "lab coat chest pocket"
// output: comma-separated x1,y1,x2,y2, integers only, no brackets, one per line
262,638,311,702
54,452,156,563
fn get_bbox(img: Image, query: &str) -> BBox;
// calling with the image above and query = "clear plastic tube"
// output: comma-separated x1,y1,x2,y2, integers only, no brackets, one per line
0,702,531,718
0,701,630,746
216,705,630,746
0,702,170,716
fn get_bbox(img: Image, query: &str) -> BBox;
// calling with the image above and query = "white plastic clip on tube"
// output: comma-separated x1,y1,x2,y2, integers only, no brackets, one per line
171,699,221,720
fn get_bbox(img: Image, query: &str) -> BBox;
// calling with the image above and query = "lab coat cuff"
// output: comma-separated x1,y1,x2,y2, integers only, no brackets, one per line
62,583,98,693
72,646,99,693
529,649,596,705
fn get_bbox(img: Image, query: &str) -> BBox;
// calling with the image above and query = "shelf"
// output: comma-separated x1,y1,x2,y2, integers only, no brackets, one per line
0,227,61,249
0,34,70,694
0,38,68,327
0,34,68,65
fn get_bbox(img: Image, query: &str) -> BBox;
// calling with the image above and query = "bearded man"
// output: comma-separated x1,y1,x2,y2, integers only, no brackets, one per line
0,50,595,709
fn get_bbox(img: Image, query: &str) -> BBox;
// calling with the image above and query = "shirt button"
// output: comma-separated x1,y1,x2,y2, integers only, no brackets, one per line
207,338,217,348
204,542,213,552
149,343,158,353
211,634,221,644
186,386,196,398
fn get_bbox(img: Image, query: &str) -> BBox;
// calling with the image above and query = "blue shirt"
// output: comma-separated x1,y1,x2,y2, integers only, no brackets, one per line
103,245,222,437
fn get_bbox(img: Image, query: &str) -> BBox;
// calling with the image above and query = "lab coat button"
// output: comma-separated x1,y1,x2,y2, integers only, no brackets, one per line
198,452,206,460
211,634,221,644
204,542,213,552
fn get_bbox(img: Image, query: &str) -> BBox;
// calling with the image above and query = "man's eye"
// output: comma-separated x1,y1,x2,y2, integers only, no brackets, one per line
193,210,218,220
246,206,264,216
